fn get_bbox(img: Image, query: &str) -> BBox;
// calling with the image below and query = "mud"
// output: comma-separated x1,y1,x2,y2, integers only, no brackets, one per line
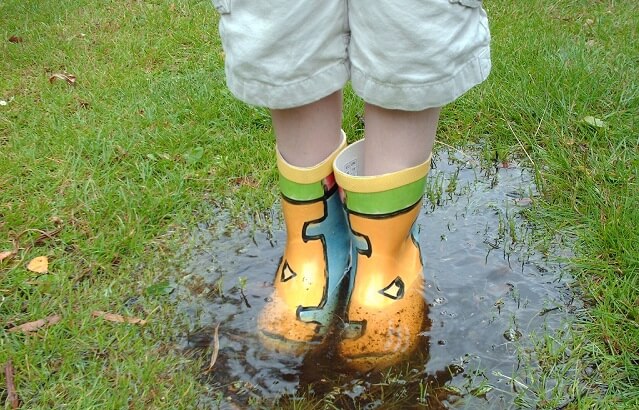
173,149,578,409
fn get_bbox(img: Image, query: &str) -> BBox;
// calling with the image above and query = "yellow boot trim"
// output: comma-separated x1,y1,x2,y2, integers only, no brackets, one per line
333,139,431,193
333,139,430,214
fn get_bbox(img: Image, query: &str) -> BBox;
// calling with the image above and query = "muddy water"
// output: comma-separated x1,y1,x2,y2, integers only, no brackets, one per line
174,150,578,409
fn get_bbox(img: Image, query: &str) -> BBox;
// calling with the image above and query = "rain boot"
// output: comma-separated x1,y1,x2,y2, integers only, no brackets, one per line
333,139,429,371
258,132,351,353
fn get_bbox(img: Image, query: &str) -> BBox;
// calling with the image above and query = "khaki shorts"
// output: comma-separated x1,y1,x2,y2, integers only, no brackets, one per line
213,0,491,110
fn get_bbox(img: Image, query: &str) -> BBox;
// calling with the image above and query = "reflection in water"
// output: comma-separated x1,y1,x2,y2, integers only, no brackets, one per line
175,150,578,408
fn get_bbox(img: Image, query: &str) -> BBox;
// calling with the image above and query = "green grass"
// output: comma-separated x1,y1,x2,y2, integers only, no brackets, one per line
1,1,275,407
475,1,639,407
1,0,638,408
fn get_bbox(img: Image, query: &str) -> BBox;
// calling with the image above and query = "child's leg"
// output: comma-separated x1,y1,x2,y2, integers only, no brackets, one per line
362,105,441,175
259,92,351,353
271,91,343,167
333,107,439,369
214,2,352,351
333,0,491,370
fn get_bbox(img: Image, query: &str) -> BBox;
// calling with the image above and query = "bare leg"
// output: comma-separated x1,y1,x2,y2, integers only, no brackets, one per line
259,91,350,352
271,91,343,167
362,104,441,175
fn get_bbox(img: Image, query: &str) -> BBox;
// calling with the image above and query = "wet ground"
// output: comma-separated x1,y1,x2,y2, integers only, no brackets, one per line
174,149,579,409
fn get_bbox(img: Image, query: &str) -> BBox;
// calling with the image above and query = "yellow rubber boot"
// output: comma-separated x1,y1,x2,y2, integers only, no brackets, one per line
258,133,351,354
333,139,430,371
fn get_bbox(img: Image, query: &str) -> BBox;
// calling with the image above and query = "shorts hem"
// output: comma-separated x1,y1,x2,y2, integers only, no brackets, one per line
351,47,491,111
226,61,350,109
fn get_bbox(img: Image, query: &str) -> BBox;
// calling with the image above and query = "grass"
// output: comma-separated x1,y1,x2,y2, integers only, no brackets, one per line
471,1,639,407
1,0,637,408
1,1,275,407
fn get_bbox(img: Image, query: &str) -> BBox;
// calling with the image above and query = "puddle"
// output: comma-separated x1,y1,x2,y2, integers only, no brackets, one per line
173,149,578,409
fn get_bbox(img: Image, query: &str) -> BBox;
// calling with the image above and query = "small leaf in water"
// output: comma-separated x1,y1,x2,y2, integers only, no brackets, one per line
514,197,533,206
204,323,221,374
145,281,175,296
442,385,463,396
185,146,204,165
583,116,606,128
470,384,494,398
503,327,522,341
